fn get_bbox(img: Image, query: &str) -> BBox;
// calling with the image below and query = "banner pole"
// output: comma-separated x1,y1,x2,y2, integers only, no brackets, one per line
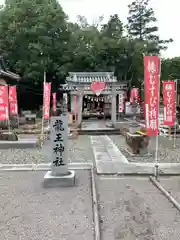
168,126,171,140
154,57,161,180
74,95,77,122
7,85,11,133
15,86,20,129
41,71,46,141
174,79,178,148
16,95,20,129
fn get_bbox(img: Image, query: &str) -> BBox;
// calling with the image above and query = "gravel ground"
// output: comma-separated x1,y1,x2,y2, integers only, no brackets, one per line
97,176,180,240
160,176,180,203
0,170,94,240
0,135,94,164
110,135,180,163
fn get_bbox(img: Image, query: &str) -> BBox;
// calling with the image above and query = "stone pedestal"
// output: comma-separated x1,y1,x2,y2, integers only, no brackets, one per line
126,132,149,155
44,170,76,187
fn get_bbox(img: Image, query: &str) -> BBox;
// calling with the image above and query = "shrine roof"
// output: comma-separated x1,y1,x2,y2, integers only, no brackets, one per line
66,72,117,83
0,56,20,81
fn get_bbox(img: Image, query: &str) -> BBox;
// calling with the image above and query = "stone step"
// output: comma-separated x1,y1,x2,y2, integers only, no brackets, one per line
0,139,37,149
79,128,120,135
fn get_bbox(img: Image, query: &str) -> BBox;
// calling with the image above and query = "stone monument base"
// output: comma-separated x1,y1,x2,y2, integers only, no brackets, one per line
43,170,76,187
125,132,149,155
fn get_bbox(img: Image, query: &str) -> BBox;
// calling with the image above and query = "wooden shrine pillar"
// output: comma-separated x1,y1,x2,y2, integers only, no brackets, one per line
77,87,84,126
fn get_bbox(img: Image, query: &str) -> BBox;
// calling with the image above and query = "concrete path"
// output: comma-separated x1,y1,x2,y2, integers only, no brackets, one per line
90,135,180,175
97,176,180,240
90,136,128,164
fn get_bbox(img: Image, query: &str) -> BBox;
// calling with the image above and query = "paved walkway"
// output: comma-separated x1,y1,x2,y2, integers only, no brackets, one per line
90,135,128,163
90,135,180,175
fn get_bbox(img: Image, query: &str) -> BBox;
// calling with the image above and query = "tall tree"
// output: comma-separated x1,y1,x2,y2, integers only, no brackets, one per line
0,0,71,86
67,16,102,72
127,0,172,54
100,15,130,79
101,14,123,39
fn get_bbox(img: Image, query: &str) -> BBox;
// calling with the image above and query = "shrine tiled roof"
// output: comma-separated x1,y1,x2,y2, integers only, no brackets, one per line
66,72,117,83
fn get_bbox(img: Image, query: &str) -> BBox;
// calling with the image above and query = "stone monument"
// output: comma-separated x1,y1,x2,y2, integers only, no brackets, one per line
44,113,76,187
125,100,150,155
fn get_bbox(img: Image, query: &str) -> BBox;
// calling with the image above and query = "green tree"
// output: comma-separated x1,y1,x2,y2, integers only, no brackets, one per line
127,0,172,54
100,15,130,79
67,16,102,72
161,58,180,110
0,0,71,87
161,58,180,81
101,14,123,39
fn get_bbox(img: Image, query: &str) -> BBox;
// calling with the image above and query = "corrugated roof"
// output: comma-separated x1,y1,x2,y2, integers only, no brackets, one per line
0,70,20,80
67,72,117,83
0,56,20,81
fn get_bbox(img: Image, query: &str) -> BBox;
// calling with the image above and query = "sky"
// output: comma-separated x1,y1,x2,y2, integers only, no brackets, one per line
0,0,179,58
60,0,179,59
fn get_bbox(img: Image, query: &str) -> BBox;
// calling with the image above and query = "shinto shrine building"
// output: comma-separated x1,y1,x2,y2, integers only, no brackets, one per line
61,72,128,126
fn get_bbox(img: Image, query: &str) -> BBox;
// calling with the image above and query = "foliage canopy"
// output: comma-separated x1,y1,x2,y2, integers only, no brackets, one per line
0,0,178,108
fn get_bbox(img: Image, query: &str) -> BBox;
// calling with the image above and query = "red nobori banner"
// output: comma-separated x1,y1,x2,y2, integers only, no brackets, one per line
9,86,18,116
43,83,51,119
144,56,160,136
162,81,175,126
52,92,56,112
130,88,139,103
118,91,125,112
0,85,9,120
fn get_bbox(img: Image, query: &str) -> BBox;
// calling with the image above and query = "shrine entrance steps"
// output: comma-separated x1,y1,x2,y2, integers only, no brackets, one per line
79,128,120,135
79,120,119,135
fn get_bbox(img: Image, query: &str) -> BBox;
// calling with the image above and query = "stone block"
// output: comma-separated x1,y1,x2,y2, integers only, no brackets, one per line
0,120,8,129
10,116,18,128
0,131,18,141
25,114,36,124
43,170,76,187
125,132,150,155
0,139,37,149
19,117,26,125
